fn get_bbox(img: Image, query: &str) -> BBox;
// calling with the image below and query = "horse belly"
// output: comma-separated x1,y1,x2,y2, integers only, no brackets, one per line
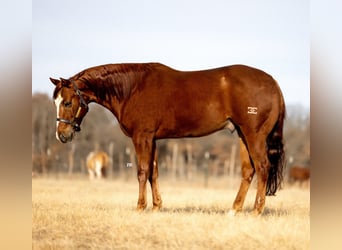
156,102,229,138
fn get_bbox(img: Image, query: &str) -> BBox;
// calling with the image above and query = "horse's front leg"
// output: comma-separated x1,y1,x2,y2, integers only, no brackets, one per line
149,141,162,211
132,133,154,211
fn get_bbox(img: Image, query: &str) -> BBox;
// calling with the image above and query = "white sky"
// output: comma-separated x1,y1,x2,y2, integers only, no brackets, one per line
32,0,309,108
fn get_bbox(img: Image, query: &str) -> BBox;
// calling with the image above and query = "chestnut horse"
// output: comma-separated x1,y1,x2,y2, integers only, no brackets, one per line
289,166,310,185
50,63,285,215
86,151,109,180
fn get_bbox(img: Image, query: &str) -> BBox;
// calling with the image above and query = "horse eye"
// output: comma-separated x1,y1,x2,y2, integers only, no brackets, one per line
64,101,72,108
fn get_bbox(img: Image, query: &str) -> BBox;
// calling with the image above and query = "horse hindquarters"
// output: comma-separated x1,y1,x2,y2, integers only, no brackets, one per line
232,107,285,215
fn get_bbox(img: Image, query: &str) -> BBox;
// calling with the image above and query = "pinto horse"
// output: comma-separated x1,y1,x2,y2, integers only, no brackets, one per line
86,151,109,180
50,63,285,215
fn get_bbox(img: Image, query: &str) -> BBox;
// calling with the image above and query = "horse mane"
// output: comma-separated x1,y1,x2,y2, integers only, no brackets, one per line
72,63,157,101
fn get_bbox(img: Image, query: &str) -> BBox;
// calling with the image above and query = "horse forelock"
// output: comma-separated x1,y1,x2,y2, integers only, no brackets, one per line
52,84,62,99
52,80,73,100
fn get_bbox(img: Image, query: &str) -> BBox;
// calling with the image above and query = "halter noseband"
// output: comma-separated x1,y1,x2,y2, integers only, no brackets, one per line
56,80,88,132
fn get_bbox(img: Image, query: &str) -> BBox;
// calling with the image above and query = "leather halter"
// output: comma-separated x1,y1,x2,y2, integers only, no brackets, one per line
56,80,88,132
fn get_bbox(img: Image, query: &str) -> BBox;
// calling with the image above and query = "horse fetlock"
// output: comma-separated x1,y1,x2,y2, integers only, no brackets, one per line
136,202,147,211
152,204,162,212
153,197,162,208
253,198,265,215
232,201,243,212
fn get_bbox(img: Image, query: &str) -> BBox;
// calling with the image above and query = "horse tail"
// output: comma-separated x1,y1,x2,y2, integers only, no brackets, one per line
266,88,286,196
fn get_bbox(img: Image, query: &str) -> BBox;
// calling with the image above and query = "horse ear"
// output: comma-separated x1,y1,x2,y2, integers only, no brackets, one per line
49,77,60,86
60,78,71,87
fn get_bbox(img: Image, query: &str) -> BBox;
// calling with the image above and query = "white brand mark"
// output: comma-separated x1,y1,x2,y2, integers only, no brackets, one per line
247,107,258,115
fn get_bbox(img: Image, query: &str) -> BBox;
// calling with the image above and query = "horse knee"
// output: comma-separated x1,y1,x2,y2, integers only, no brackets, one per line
137,168,149,182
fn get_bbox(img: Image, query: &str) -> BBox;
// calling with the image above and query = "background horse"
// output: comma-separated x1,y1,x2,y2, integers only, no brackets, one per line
288,165,310,187
51,62,285,215
86,151,109,180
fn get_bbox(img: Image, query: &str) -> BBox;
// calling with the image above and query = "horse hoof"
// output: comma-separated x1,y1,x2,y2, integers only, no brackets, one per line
152,206,162,212
227,209,237,217
136,206,146,212
251,210,262,217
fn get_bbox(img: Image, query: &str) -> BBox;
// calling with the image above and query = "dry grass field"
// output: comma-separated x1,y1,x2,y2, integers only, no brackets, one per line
32,176,309,249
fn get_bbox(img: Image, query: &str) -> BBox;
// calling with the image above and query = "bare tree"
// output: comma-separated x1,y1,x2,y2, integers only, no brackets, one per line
32,94,310,181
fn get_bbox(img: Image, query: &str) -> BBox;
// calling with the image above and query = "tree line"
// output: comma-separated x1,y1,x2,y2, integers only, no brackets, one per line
32,93,310,180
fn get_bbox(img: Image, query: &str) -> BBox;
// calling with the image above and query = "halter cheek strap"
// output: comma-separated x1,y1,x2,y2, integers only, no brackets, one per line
56,80,89,132
75,106,82,118
74,84,88,109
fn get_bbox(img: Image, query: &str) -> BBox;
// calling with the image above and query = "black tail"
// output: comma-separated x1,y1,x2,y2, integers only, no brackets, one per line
266,94,286,196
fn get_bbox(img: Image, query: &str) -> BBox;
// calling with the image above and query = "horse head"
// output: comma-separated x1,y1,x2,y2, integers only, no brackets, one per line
50,77,89,143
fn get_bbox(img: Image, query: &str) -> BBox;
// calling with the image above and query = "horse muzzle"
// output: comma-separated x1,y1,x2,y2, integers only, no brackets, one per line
56,118,78,143
56,118,81,132
57,131,74,143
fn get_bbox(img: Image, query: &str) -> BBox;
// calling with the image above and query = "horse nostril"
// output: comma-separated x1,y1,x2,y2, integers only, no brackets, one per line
58,131,74,143
59,134,66,143
59,133,68,143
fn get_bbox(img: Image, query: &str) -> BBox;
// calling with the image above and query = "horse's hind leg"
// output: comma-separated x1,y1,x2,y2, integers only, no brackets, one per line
95,162,102,179
229,139,255,216
88,169,95,180
149,141,162,211
245,134,270,215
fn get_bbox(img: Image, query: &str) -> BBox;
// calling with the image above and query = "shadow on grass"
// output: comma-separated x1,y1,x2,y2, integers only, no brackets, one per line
159,206,228,215
158,205,290,217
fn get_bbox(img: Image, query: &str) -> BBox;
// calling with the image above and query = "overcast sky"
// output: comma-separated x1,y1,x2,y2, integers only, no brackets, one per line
32,0,309,108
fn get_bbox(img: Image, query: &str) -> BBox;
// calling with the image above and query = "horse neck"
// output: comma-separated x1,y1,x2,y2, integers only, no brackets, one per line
94,93,123,121
84,82,125,121
80,64,150,119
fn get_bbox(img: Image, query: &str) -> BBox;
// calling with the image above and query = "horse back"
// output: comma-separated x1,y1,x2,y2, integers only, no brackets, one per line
120,64,283,138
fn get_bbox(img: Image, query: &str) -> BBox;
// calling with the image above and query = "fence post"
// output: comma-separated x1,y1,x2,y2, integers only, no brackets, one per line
229,144,237,188
108,142,114,178
172,142,178,181
68,143,76,177
204,151,210,188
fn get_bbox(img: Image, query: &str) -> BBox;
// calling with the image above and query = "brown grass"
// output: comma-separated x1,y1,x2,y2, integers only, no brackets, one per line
32,176,309,249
